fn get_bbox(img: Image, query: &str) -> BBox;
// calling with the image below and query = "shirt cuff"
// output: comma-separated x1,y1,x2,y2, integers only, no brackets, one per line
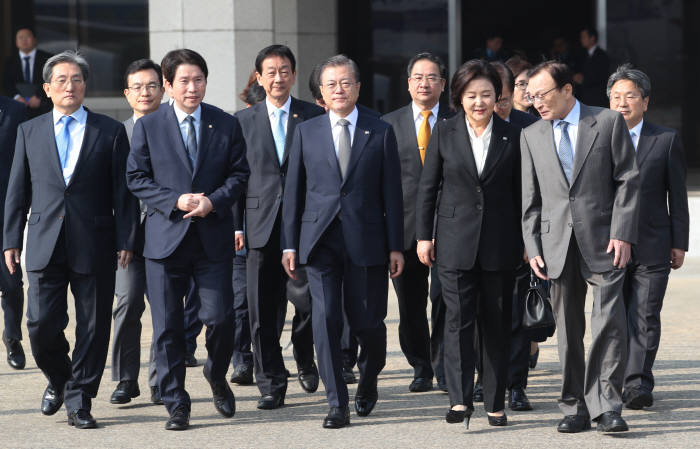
13,94,21,100
282,249,296,253
235,231,243,235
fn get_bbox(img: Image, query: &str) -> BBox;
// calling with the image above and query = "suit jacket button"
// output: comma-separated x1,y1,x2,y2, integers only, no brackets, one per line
476,187,482,193
569,196,575,201
342,192,346,197
568,222,572,227
476,204,482,211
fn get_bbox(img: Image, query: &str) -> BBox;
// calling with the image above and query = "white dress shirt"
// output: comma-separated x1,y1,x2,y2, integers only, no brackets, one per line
329,107,358,155
411,101,440,136
466,116,493,176
52,106,87,184
14,48,37,100
629,118,643,151
173,103,201,150
587,45,598,57
266,96,291,134
553,100,581,157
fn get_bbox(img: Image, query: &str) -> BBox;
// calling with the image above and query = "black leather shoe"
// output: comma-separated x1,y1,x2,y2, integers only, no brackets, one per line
596,411,628,432
41,384,64,416
110,380,140,404
257,392,285,410
204,369,236,417
557,415,591,433
408,377,433,392
354,390,378,417
624,388,653,410
446,408,473,429
323,406,350,429
67,409,97,429
508,388,533,411
298,364,320,393
184,353,198,367
165,405,190,430
529,347,539,369
487,412,507,426
473,381,484,403
342,366,356,384
150,386,163,405
2,333,25,370
229,365,254,385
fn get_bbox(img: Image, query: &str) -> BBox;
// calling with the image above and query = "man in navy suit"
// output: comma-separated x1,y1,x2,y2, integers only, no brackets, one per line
282,55,404,429
127,49,249,430
3,51,139,428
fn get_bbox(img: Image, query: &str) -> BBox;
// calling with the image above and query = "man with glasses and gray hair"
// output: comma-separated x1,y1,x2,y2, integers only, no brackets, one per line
3,50,139,428
607,64,689,411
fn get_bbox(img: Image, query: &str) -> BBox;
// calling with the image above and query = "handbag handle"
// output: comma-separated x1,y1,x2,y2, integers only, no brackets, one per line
529,269,538,288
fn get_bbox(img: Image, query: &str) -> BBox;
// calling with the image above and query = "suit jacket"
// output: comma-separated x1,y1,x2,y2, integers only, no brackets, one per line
233,97,324,248
282,108,404,266
0,96,27,242
576,47,610,108
381,102,455,250
122,116,148,255
520,103,640,279
2,49,53,118
633,120,689,265
508,108,538,130
416,112,522,271
126,103,250,261
3,108,139,273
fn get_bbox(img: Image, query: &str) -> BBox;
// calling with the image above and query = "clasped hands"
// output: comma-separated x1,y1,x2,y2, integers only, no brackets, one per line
177,193,213,218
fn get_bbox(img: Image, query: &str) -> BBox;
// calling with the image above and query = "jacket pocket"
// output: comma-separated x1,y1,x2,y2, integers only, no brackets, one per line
540,220,550,234
246,197,259,209
437,205,455,218
27,213,40,225
301,211,318,222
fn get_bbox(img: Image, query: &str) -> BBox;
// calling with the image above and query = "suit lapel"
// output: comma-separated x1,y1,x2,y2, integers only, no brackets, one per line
320,117,342,181
399,105,422,169
537,120,569,185
253,101,280,168
480,116,509,181
165,105,194,176
44,113,66,184
635,122,656,168
342,112,371,185
570,105,598,186
193,104,213,178
450,112,479,182
282,98,303,166
0,107,5,124
67,111,100,188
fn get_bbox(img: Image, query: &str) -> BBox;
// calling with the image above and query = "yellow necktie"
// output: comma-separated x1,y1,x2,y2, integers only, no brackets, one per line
417,110,432,165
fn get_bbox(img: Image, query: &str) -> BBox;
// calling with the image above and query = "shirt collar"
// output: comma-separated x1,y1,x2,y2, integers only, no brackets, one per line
173,103,201,124
52,105,87,125
629,118,644,138
411,101,440,122
329,106,358,128
588,45,598,56
19,48,37,59
554,100,581,128
132,114,140,123
465,115,493,141
266,96,292,117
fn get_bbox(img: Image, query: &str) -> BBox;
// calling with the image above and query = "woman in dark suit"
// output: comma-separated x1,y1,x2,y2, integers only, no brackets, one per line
416,59,522,428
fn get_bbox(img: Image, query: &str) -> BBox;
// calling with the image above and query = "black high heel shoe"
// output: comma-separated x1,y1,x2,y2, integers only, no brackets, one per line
487,412,507,426
446,408,473,429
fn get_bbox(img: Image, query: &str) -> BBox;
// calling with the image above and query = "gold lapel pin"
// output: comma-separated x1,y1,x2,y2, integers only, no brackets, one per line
293,113,299,118
208,124,213,128
364,130,369,134
502,136,507,140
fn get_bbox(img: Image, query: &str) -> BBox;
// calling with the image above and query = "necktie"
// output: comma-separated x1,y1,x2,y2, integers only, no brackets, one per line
56,115,74,175
185,115,197,168
337,118,351,179
23,56,31,82
417,110,432,165
557,121,574,183
272,108,286,164
630,130,637,151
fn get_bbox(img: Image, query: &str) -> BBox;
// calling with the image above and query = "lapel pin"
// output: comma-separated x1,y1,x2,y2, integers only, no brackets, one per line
208,124,213,128
293,113,299,118
502,136,508,140
364,130,369,134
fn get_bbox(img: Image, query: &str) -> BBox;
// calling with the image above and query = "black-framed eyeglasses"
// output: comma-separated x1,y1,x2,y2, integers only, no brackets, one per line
128,83,161,93
525,86,558,105
514,81,528,90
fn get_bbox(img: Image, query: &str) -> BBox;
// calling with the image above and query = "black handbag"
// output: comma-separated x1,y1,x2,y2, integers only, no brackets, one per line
522,270,556,342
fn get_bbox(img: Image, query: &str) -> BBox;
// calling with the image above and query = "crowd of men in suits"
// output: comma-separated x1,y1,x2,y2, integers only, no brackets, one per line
0,25,690,434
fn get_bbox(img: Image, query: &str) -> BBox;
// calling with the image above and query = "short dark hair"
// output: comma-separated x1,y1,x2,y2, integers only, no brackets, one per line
581,26,599,41
505,55,532,79
450,59,502,110
406,52,447,80
161,49,208,85
318,54,360,84
308,63,323,101
255,44,296,74
606,63,651,99
123,59,162,88
15,27,36,37
490,61,514,94
527,60,574,90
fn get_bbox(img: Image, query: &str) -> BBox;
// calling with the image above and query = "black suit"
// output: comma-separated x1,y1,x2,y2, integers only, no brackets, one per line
3,108,138,413
576,46,610,107
416,112,521,412
381,102,454,382
624,120,689,395
2,49,53,118
0,97,27,342
233,98,323,398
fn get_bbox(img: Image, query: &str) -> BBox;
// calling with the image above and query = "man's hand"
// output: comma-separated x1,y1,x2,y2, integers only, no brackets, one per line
606,238,631,269
177,193,202,212
389,251,404,279
671,248,685,270
416,240,435,267
281,251,297,280
523,249,529,263
27,96,41,108
118,250,133,269
235,233,245,252
529,255,549,280
4,249,20,275
183,194,213,218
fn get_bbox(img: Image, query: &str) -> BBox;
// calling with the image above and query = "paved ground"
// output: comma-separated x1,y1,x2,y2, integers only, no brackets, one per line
1,259,699,448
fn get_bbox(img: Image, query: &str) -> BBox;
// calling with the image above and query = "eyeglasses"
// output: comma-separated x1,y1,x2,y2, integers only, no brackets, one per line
49,77,84,88
409,74,442,84
322,80,356,91
496,97,512,108
525,86,558,104
610,93,642,103
128,83,161,93
514,81,528,90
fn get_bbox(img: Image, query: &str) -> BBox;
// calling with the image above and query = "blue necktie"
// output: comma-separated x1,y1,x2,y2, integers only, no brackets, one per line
272,109,286,164
185,115,197,169
557,121,574,183
23,56,31,82
56,116,74,176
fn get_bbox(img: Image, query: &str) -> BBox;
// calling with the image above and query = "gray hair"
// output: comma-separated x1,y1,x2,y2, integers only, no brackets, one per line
318,54,360,84
42,50,90,83
606,63,650,98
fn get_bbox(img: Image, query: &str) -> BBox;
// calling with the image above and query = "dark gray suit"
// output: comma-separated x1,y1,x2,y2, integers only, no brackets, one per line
623,120,689,394
521,102,639,419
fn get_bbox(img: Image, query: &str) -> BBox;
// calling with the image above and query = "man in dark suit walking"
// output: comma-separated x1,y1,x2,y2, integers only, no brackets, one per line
282,55,404,428
607,65,689,410
127,49,249,430
3,51,139,428
0,95,27,370
382,52,453,393
522,61,639,433
234,45,323,409
2,28,53,118
573,27,610,108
